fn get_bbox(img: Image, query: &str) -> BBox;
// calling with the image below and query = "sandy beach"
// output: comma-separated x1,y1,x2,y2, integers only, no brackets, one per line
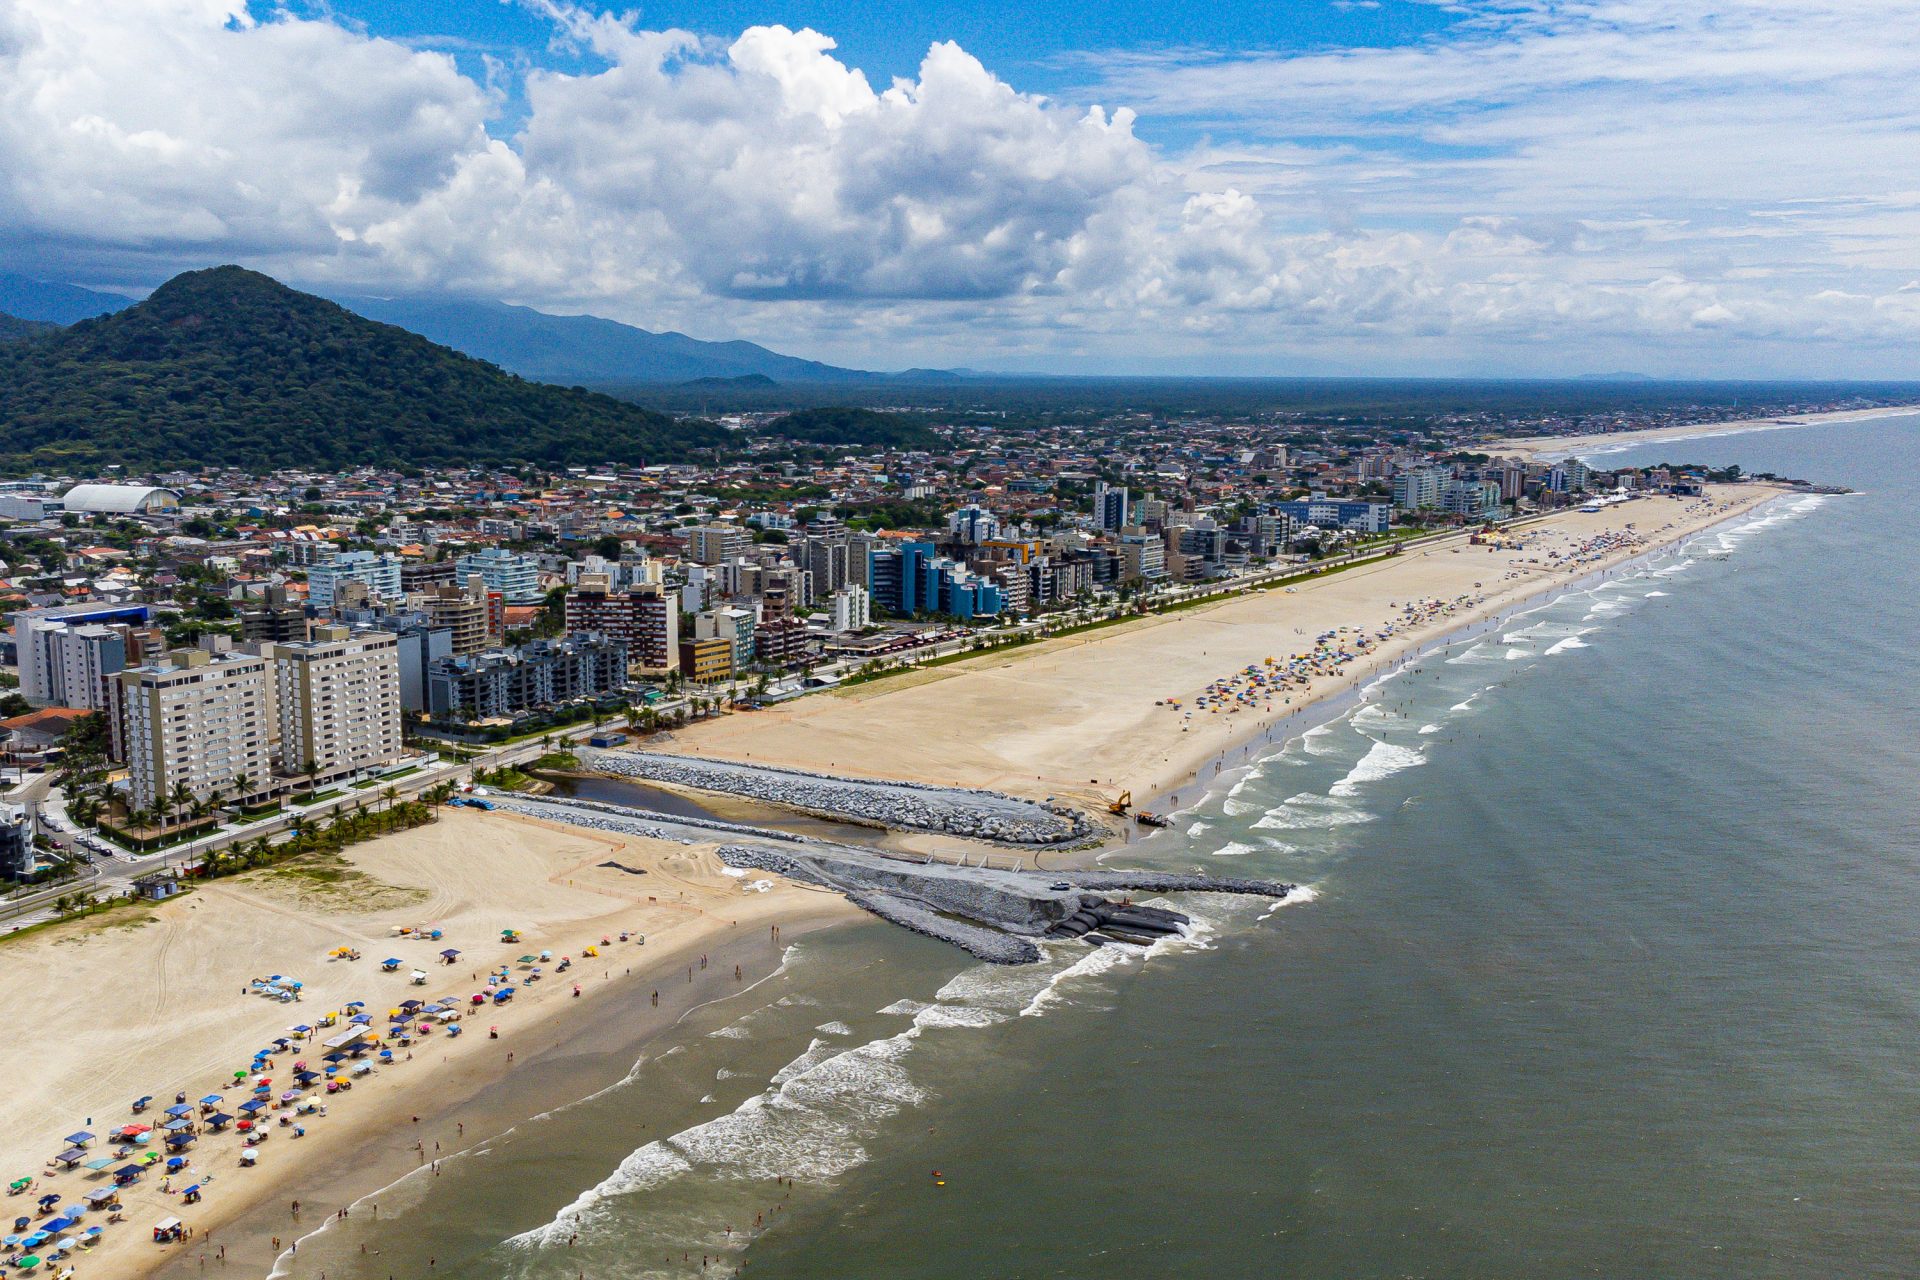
657,487,1783,822
0,809,851,1280
0,484,1785,1280
1489,405,1920,461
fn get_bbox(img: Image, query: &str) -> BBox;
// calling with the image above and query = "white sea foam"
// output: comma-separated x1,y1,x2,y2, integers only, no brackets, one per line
708,1023,750,1039
815,1020,852,1037
1259,884,1319,920
1419,724,1441,735
1504,647,1529,660
1329,740,1425,797
1300,724,1342,756
1645,590,1669,597
877,998,929,1017
513,1029,931,1248
1221,797,1258,817
1254,792,1376,830
1545,637,1589,655
1211,841,1257,857
1020,945,1134,1019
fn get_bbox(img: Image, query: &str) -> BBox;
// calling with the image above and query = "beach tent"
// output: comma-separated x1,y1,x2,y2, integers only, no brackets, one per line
63,1133,93,1147
205,1113,234,1131
161,1119,190,1132
81,1159,114,1173
198,1095,222,1107
52,1151,85,1169
80,1191,115,1208
238,1100,266,1114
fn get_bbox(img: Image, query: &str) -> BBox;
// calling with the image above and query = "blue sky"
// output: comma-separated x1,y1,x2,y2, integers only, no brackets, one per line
4,0,1919,377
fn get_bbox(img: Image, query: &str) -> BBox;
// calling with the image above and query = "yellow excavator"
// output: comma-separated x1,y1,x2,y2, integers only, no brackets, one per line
1106,789,1132,815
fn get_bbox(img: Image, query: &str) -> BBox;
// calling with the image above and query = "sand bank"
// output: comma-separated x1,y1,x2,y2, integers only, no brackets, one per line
0,808,849,1280
1489,405,1920,461
655,488,1781,826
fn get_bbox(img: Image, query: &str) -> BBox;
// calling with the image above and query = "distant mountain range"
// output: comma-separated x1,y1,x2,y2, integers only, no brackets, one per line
333,294,900,386
0,273,131,325
0,267,725,471
0,269,960,386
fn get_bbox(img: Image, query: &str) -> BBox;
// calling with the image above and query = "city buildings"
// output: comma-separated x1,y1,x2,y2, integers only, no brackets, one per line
13,602,155,710
427,634,628,720
1270,498,1393,535
453,548,543,604
1392,467,1447,511
307,550,403,611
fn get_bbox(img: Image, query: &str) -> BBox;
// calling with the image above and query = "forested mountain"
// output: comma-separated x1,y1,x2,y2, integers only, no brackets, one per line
0,267,726,471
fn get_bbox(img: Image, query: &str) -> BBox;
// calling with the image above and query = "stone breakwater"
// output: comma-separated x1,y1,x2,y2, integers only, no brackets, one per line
486,791,1292,964
576,748,1094,846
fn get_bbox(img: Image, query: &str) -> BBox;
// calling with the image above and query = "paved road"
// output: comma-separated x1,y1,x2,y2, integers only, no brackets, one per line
0,710,661,930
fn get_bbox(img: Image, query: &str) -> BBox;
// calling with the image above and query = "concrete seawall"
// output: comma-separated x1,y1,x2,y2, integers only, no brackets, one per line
493,792,1292,964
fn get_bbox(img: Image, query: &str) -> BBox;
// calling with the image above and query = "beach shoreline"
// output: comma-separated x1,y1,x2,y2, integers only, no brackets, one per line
159,901,861,1280
1123,484,1799,833
1486,403,1920,462
8,486,1792,1280
651,485,1788,841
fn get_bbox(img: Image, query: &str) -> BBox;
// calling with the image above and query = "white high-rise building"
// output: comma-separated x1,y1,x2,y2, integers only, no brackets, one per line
308,551,404,611
116,648,278,809
829,585,871,633
265,626,405,784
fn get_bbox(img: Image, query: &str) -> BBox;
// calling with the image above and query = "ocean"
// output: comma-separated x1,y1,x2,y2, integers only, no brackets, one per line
275,413,1920,1279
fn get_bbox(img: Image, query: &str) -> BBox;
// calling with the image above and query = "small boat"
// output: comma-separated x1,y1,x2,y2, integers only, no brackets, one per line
1134,812,1172,828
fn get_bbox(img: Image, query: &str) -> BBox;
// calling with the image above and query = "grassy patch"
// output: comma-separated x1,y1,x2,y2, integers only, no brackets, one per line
253,851,426,911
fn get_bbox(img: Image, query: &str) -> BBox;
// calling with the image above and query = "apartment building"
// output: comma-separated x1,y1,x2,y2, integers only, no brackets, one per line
420,577,496,655
426,634,627,721
453,548,542,604
116,647,278,809
307,550,403,611
564,578,680,674
13,602,153,709
265,626,405,785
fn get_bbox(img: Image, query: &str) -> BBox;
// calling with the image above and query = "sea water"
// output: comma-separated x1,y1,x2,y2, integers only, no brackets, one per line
278,413,1920,1279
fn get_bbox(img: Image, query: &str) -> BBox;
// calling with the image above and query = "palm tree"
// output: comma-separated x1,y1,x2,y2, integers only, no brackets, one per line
381,786,399,815
168,782,194,829
303,758,321,796
231,773,253,806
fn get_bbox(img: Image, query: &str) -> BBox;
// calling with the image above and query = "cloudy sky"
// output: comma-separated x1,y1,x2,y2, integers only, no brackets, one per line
3,0,1917,377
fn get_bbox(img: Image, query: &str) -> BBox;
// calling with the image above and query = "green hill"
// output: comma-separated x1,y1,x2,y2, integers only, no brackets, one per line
0,310,56,342
0,266,726,471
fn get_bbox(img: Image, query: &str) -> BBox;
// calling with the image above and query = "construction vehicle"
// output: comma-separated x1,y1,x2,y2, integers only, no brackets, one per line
1105,790,1132,815
1134,811,1171,829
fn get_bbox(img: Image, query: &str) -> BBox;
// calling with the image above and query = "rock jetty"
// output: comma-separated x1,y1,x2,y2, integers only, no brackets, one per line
576,748,1093,846
488,792,1292,965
